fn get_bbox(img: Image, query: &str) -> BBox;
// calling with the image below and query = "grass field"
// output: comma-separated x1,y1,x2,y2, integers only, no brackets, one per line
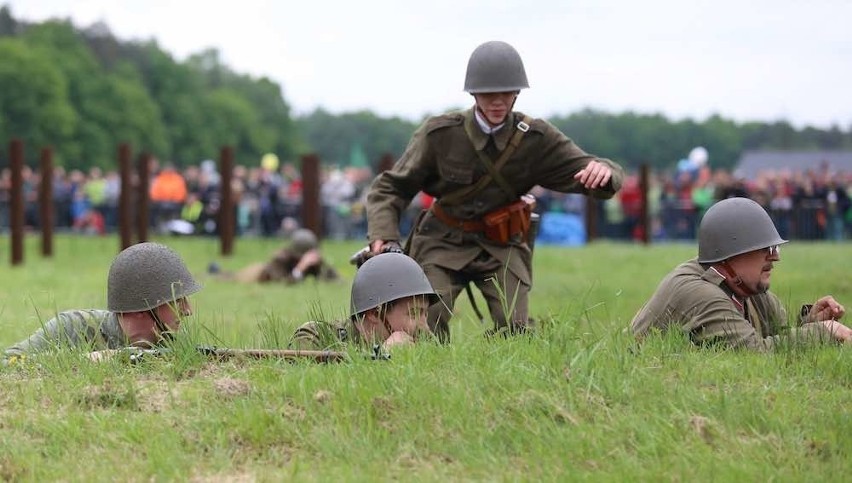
0,235,851,481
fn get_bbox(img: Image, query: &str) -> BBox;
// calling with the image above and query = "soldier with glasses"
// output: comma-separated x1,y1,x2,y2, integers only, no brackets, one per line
632,197,850,349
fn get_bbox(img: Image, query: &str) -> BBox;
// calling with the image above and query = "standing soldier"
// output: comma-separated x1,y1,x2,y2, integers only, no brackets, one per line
366,40,625,341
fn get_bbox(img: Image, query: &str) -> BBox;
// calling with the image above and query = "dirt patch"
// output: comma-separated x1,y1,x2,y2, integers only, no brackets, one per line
372,396,395,413
76,383,139,410
280,400,306,421
313,390,333,404
689,415,713,443
213,378,252,399
136,380,180,413
190,470,256,483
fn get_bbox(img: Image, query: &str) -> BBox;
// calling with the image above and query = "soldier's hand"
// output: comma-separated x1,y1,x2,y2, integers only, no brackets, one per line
820,320,852,343
298,249,322,269
383,331,415,348
352,248,376,269
370,240,386,254
575,160,612,190
807,296,845,322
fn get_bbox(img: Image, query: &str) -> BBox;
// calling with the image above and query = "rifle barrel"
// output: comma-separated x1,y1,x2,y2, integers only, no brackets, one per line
199,347,349,363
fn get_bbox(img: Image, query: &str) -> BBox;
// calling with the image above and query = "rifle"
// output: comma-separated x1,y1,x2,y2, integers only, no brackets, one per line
125,346,350,364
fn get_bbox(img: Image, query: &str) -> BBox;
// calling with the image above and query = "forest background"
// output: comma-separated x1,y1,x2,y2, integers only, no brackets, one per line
2,5,852,173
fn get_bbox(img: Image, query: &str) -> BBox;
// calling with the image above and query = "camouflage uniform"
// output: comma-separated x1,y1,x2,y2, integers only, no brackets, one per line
367,107,624,337
3,310,126,363
631,259,834,350
288,320,360,351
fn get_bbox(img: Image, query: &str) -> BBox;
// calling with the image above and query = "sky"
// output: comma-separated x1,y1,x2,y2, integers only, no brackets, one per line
6,0,852,129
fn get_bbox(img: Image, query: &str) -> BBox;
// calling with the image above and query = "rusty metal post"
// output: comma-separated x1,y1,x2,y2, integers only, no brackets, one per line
300,154,322,238
639,164,651,245
136,152,150,243
219,146,235,256
39,147,54,257
9,139,24,266
585,197,598,243
118,144,133,250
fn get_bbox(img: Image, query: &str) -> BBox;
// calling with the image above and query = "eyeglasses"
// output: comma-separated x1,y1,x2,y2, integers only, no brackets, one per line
766,245,780,257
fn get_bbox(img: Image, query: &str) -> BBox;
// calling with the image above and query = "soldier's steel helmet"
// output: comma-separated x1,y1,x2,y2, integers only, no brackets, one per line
698,197,788,263
289,228,318,256
464,40,529,93
350,252,437,316
108,242,202,312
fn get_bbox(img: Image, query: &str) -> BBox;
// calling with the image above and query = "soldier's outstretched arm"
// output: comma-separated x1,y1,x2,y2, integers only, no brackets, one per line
366,122,434,244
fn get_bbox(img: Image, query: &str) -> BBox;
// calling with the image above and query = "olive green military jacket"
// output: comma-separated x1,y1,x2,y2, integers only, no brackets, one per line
631,259,833,351
367,108,624,285
229,248,339,284
261,248,339,283
3,310,127,363
288,320,359,351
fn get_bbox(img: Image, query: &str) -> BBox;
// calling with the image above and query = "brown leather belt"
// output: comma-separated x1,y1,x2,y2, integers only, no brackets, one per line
431,203,485,232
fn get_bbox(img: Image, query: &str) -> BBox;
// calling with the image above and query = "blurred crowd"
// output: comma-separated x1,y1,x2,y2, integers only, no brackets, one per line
536,163,852,242
1,157,850,242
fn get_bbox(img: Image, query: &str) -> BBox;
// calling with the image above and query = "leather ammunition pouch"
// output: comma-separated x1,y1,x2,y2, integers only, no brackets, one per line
483,199,532,244
433,198,533,245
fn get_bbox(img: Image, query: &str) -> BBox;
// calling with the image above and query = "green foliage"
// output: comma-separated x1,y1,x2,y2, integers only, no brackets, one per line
0,12,297,169
296,108,418,168
551,109,852,171
2,7,851,173
0,37,76,165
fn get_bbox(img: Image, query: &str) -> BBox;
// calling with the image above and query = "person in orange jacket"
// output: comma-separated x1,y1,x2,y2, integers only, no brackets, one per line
149,163,188,229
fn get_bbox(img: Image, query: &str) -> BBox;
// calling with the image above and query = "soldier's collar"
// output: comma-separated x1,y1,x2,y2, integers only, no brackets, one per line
473,108,505,134
465,108,515,152
701,263,726,285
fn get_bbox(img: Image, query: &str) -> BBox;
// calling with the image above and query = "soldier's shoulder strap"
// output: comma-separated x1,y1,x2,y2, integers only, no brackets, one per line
441,115,532,206
423,112,465,134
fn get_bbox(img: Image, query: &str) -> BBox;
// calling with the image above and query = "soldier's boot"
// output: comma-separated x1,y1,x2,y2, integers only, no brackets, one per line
484,317,535,339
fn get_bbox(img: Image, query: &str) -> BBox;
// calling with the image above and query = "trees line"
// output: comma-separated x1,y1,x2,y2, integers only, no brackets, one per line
2,6,851,173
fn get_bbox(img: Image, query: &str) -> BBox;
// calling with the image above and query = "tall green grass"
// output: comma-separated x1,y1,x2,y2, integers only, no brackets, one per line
0,235,850,481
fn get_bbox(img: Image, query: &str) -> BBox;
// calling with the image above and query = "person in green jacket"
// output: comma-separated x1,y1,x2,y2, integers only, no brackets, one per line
3,242,201,364
631,197,849,350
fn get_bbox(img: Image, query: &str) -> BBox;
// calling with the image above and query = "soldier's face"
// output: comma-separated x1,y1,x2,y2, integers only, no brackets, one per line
384,295,430,336
120,297,193,347
728,245,781,294
154,297,193,331
474,91,518,125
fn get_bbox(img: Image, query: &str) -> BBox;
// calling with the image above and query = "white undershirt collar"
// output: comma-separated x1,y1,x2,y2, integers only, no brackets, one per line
474,109,505,134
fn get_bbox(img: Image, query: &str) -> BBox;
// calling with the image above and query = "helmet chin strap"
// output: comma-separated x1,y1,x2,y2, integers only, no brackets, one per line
711,262,758,300
379,308,394,339
147,309,175,343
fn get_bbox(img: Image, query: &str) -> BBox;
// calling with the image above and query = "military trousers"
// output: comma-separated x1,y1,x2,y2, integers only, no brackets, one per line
423,249,529,342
